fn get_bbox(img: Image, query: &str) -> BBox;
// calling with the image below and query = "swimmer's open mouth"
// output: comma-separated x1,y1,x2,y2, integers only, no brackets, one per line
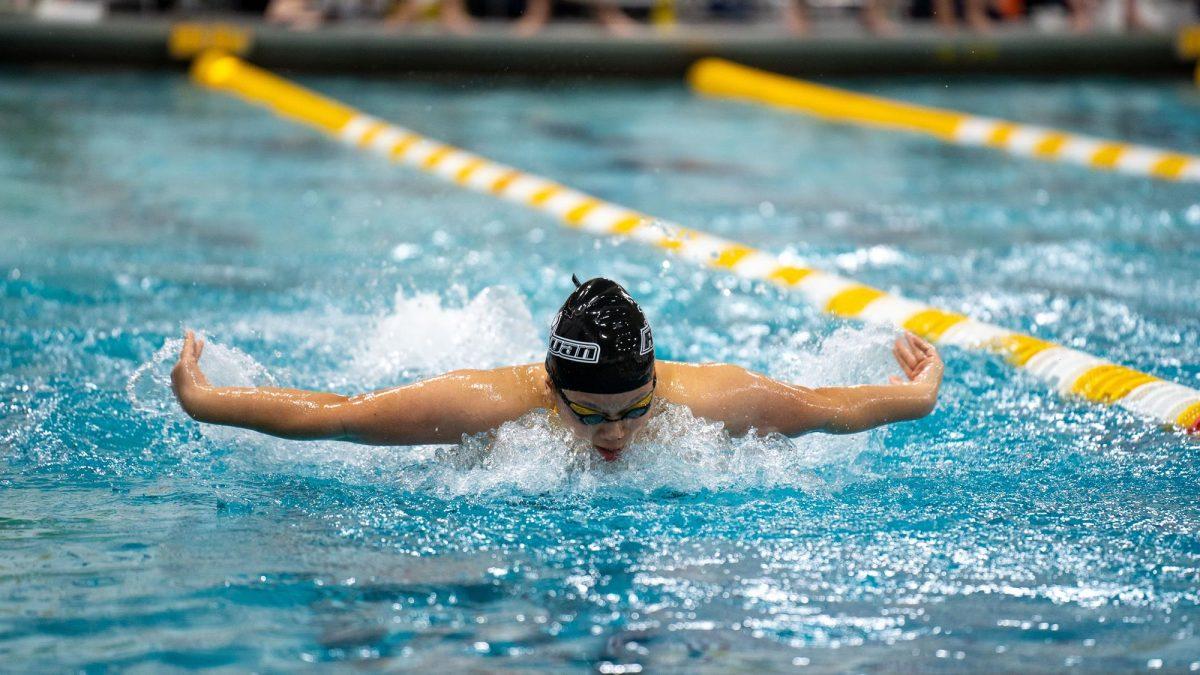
594,445,623,461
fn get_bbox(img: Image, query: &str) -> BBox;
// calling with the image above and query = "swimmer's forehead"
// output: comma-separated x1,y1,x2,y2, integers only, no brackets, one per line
560,381,654,411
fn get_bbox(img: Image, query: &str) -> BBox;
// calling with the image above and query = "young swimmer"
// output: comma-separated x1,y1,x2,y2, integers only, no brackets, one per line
171,277,943,461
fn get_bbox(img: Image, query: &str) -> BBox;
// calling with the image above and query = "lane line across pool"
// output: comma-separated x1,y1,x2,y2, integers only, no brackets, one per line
687,58,1200,183
189,50,1200,435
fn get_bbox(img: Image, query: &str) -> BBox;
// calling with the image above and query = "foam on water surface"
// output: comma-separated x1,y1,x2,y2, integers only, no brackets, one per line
123,286,876,498
2,71,1198,672
349,285,544,384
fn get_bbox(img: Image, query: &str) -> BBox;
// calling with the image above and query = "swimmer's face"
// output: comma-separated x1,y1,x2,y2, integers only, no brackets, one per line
551,379,655,462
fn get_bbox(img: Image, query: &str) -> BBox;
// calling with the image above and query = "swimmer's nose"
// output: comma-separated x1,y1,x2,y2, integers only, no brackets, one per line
596,421,626,444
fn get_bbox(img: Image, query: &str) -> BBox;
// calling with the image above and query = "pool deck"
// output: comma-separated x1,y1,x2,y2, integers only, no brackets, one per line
0,15,1195,76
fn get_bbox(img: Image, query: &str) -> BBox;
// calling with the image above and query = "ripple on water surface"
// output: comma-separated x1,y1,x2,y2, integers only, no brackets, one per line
1,72,1199,672
0,286,1194,671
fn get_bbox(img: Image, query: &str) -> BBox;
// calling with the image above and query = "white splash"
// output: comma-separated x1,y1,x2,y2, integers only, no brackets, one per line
771,324,897,388
417,397,862,498
126,336,276,417
349,286,543,385
126,286,897,496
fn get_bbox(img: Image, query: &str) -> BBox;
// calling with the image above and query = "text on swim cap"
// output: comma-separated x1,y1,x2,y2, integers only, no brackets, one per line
549,335,601,364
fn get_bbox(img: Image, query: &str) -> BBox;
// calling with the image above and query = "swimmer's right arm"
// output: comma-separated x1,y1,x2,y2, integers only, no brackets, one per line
170,332,549,445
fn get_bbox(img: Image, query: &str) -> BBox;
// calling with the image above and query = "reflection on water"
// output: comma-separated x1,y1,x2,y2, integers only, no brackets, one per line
1,70,1198,671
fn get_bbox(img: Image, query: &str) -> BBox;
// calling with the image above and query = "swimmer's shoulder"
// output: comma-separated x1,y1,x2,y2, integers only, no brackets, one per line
493,362,554,410
655,360,752,405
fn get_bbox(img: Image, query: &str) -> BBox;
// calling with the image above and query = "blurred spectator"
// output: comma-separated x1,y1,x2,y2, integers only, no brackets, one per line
1102,0,1150,29
530,0,641,35
385,0,477,32
782,0,900,35
909,0,992,31
89,0,1191,34
1022,0,1152,31
265,0,325,27
384,0,639,34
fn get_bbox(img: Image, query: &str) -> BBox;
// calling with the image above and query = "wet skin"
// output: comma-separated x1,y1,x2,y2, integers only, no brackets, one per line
172,332,942,455
550,378,656,462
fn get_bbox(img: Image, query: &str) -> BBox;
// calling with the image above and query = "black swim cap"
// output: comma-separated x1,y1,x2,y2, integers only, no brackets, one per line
546,276,655,394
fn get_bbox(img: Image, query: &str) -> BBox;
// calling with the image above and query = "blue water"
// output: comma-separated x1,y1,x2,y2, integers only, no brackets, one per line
2,69,1199,671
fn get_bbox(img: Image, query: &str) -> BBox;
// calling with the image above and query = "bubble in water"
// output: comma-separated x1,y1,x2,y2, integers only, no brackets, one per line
390,242,422,261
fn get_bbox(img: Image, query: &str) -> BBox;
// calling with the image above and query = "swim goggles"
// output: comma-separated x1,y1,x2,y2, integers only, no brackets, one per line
557,378,655,426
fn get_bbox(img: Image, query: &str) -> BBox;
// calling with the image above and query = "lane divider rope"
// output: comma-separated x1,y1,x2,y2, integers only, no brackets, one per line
687,58,1200,183
190,50,1200,435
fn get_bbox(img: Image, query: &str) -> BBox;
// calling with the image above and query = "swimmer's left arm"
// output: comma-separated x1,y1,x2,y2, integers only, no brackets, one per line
802,333,943,435
664,333,943,436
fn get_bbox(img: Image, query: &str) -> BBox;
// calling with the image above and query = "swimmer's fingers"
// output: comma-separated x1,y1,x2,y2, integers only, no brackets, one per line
172,334,193,402
891,340,913,379
893,335,921,379
190,337,210,386
175,330,209,385
182,331,201,363
181,330,194,360
895,332,943,383
909,337,944,384
911,333,940,369
892,335,915,367
907,332,936,357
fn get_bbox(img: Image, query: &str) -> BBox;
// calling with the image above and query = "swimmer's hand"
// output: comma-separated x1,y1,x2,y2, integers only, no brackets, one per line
888,332,943,408
171,330,212,418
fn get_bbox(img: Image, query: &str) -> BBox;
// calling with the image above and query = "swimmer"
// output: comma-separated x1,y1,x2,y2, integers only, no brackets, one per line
171,277,943,461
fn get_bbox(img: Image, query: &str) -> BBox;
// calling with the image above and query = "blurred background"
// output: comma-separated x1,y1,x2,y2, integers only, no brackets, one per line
3,0,1199,670
2,0,1198,45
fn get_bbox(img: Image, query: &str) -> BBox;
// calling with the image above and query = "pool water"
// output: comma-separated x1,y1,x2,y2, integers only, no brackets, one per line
2,69,1199,671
